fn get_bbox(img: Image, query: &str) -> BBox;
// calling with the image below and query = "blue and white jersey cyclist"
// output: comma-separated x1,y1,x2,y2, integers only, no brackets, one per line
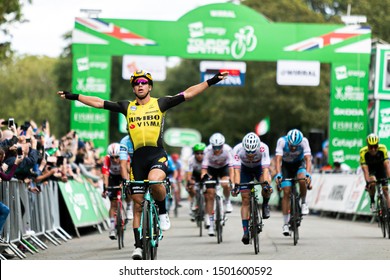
119,135,134,221
232,132,272,245
274,129,312,236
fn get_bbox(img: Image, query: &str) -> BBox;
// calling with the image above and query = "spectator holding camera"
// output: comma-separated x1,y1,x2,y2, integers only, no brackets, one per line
0,119,19,149
4,129,39,181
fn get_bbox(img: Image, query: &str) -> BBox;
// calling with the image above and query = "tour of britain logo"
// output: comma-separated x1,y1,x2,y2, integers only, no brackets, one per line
187,22,257,59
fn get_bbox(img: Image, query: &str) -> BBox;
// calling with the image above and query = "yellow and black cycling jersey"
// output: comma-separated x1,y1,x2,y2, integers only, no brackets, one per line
104,95,185,151
359,144,389,167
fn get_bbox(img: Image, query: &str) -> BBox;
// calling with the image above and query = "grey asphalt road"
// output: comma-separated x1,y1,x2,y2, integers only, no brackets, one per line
19,200,390,260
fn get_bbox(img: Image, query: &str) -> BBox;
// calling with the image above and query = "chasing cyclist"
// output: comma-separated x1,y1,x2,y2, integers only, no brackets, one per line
186,143,206,219
201,132,234,236
359,133,390,212
101,143,127,240
119,135,134,220
57,69,228,260
231,132,272,245
274,129,312,236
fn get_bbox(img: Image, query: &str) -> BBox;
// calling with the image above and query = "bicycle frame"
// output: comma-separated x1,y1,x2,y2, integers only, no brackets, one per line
236,181,266,254
202,179,230,243
279,178,306,246
107,186,126,249
128,179,169,260
193,182,205,237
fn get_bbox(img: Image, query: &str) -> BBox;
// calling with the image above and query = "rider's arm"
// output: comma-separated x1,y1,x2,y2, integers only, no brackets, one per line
304,154,312,174
228,166,234,187
262,167,272,184
182,72,228,100
233,168,240,186
120,159,129,181
57,91,105,108
274,155,282,174
361,164,370,182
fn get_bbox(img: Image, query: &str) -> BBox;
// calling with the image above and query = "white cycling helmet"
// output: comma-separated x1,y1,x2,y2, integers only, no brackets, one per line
209,132,225,148
242,132,260,153
107,143,121,157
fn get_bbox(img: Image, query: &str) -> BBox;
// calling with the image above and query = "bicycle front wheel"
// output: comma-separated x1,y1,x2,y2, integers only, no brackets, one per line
142,200,151,260
290,195,299,246
215,196,223,244
250,196,260,254
116,201,124,250
150,207,159,260
197,192,204,237
378,195,387,238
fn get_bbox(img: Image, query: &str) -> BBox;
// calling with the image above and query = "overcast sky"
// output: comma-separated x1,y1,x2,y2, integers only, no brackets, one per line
9,0,230,57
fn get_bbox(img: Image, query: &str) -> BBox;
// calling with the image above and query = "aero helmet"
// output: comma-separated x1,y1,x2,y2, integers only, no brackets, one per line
287,129,303,146
129,70,153,86
107,143,121,157
193,142,206,152
242,132,261,153
366,133,379,146
209,133,225,147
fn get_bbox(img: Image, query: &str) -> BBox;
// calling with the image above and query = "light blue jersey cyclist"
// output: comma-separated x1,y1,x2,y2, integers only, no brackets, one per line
274,129,312,236
119,135,134,220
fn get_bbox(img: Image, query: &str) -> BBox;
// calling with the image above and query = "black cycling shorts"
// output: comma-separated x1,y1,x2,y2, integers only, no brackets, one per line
129,146,168,195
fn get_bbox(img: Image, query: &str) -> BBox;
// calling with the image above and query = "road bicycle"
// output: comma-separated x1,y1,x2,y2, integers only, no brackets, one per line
107,186,126,250
201,179,229,244
278,178,307,246
127,179,170,260
192,182,205,237
235,181,267,254
370,178,390,238
166,177,179,218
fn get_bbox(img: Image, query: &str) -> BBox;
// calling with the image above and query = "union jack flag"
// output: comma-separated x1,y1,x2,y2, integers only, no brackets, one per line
75,18,157,46
284,25,370,52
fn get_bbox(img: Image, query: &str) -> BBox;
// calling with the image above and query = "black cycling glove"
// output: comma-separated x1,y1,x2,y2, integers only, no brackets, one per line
201,174,211,183
206,72,224,87
63,91,79,100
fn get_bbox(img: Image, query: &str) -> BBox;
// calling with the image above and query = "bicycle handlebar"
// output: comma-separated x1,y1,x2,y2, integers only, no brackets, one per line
367,178,390,183
127,179,170,186
236,181,268,187
201,179,230,185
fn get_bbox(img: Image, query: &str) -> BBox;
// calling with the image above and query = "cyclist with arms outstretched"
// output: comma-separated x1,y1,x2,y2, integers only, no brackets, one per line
57,69,228,259
274,129,312,236
359,133,390,212
232,132,272,245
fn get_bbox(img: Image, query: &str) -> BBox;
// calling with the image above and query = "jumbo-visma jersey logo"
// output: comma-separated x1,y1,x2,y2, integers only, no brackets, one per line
129,115,161,128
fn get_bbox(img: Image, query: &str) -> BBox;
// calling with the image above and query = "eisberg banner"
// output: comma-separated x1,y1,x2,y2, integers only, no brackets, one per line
71,3,371,168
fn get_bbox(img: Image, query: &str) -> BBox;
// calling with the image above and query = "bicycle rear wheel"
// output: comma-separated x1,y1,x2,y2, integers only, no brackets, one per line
250,196,260,254
215,196,223,244
141,200,151,260
116,201,124,250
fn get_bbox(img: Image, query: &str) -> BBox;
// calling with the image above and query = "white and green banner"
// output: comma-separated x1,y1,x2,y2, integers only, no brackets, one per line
71,55,111,148
329,63,369,168
58,179,108,229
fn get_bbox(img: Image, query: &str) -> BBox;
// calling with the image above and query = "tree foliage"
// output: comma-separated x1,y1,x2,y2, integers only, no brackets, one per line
0,0,31,60
0,55,64,136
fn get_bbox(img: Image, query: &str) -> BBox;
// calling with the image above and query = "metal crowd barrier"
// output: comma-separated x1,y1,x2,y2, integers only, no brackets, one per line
0,179,72,260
